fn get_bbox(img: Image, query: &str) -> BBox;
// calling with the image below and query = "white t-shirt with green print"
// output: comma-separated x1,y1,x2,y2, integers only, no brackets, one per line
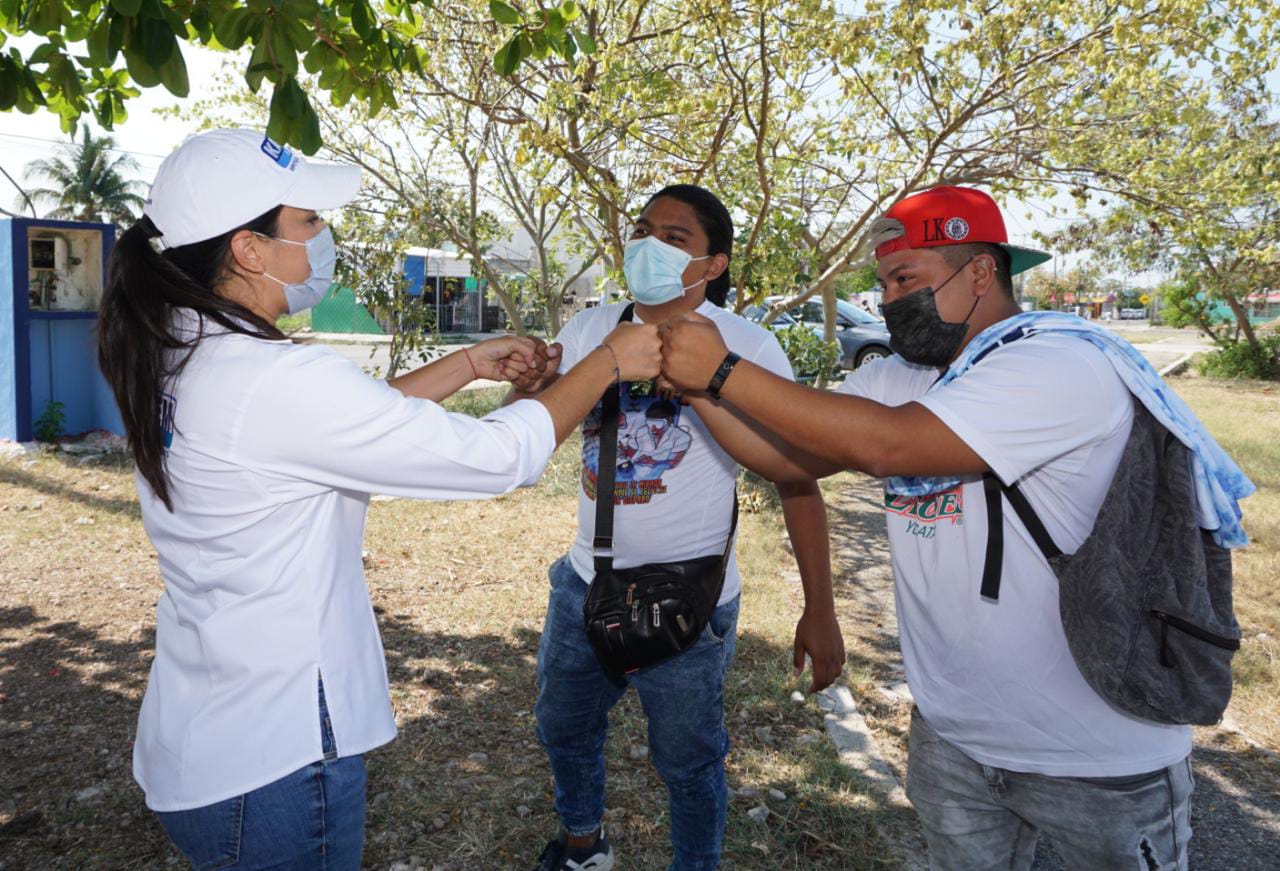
838,333,1191,777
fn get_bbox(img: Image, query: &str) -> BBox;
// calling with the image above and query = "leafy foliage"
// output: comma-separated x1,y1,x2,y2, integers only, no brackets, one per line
0,0,593,153
1197,334,1280,381
1047,86,1279,364
33,400,66,442
773,324,840,383
334,208,441,378
153,0,1278,349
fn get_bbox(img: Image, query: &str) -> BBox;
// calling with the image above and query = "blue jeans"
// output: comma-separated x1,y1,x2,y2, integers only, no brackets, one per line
156,680,367,870
906,707,1194,870
535,556,739,871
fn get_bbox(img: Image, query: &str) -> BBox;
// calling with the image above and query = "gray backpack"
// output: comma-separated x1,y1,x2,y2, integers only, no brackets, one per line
982,399,1241,726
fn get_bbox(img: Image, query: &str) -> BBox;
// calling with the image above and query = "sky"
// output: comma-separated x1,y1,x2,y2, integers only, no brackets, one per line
1,42,232,194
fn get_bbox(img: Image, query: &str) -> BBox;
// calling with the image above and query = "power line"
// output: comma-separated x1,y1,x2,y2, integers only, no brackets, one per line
0,130,170,161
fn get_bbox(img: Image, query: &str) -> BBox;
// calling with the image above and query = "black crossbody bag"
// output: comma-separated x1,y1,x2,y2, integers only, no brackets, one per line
582,305,738,675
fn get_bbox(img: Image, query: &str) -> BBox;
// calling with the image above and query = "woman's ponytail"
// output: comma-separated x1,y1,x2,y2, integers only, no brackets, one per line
98,209,284,510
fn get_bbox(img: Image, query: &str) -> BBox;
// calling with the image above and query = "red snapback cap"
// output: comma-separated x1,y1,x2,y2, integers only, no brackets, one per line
874,186,1050,276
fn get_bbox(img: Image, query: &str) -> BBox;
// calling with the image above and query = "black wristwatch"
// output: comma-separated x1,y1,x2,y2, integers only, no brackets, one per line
706,352,742,400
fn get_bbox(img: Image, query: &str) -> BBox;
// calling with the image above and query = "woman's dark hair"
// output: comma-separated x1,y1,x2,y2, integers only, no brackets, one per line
98,208,286,511
643,184,733,306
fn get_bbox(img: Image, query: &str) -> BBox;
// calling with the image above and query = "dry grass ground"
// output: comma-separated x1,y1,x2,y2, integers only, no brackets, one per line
1,376,1275,870
0,388,895,870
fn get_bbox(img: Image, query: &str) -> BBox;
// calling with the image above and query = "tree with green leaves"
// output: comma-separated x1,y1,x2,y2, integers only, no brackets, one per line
1045,71,1280,377
0,0,592,153
120,0,1277,363
21,125,146,224
421,0,1277,351
333,207,443,378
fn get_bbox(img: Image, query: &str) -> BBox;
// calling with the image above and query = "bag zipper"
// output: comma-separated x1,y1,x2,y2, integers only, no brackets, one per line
1150,610,1240,669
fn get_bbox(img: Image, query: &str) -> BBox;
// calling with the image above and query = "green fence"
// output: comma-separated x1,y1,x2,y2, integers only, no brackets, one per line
311,286,385,334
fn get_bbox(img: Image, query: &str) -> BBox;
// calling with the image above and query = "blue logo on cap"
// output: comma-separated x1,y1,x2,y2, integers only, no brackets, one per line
260,136,296,171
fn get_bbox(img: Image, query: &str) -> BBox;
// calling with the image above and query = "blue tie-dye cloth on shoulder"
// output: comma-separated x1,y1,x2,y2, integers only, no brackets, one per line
885,311,1255,549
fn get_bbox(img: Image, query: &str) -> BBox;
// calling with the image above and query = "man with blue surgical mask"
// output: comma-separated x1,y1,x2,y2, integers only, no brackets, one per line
504,185,845,871
621,231,714,305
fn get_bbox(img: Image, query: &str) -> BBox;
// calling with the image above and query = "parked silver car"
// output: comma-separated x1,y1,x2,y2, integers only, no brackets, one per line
765,296,893,369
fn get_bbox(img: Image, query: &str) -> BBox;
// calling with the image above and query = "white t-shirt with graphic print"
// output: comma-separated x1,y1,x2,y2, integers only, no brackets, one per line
838,333,1191,777
555,300,794,605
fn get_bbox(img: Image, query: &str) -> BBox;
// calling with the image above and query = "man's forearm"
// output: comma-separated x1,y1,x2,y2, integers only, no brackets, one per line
535,351,614,444
778,480,836,616
716,360,962,478
686,395,834,482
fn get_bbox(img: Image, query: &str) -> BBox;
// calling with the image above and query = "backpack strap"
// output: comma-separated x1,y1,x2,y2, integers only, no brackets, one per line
980,472,1064,601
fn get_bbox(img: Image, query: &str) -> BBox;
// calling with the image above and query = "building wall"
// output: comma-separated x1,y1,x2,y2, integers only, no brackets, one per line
1,221,16,440
1,218,122,440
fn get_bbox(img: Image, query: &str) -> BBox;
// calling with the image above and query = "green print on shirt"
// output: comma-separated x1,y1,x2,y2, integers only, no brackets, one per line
884,485,964,538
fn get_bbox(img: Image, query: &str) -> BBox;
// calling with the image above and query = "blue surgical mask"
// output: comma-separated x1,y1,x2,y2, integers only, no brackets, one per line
258,226,337,314
623,236,710,305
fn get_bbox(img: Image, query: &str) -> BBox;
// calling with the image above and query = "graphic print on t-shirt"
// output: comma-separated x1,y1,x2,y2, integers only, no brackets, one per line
883,484,964,540
582,381,693,505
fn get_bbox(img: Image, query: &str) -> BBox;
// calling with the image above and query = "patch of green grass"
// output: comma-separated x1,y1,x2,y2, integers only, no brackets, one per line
441,385,506,417
275,310,312,334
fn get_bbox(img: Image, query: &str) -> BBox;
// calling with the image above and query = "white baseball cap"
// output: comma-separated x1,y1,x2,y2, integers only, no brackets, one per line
144,128,362,250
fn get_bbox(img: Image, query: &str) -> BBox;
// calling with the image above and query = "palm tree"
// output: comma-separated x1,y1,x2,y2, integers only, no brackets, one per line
22,127,147,226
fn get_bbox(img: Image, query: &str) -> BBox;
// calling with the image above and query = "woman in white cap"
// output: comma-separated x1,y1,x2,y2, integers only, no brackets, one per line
97,128,661,870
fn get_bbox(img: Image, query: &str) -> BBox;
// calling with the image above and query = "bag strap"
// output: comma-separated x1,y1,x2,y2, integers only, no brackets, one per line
592,304,635,573
592,303,739,574
934,323,1059,601
980,472,1063,600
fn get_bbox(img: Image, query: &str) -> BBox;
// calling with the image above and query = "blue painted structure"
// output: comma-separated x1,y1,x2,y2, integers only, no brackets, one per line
1,218,123,441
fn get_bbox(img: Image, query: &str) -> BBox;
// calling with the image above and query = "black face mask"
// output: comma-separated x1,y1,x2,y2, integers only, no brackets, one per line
881,258,979,367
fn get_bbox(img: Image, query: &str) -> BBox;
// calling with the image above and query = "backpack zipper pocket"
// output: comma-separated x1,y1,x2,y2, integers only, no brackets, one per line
1150,610,1240,668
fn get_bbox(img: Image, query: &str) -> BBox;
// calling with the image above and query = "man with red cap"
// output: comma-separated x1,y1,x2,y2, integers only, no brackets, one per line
657,187,1197,869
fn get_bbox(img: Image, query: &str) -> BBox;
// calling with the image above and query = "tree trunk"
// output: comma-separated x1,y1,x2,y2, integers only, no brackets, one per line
816,283,839,389
1222,292,1259,349
477,262,525,336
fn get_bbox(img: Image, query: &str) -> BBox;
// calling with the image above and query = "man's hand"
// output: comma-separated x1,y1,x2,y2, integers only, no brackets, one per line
658,311,730,392
508,339,562,393
601,322,663,382
794,608,845,694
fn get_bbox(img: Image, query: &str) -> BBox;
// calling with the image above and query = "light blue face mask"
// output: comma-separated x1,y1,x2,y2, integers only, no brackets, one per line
257,226,337,314
623,235,711,305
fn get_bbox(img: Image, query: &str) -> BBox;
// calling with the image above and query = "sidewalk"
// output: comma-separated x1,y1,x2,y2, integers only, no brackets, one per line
293,330,515,386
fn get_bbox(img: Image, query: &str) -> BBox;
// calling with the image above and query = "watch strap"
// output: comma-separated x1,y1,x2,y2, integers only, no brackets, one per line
706,351,742,400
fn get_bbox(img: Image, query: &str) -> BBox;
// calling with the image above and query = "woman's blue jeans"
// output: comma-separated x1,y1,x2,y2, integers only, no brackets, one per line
535,556,740,871
155,680,367,870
